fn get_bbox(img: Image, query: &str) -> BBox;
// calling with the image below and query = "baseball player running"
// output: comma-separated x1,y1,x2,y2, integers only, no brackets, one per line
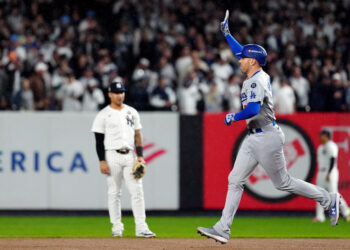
91,81,155,238
197,10,341,244
313,130,350,222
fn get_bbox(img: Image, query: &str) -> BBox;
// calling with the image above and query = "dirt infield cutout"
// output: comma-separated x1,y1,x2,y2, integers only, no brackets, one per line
0,238,350,250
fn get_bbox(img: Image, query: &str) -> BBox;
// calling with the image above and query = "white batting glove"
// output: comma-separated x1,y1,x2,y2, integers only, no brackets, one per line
220,10,230,36
224,113,236,126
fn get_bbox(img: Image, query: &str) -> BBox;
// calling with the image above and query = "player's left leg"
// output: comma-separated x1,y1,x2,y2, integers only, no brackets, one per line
256,129,338,225
123,153,155,237
314,172,328,222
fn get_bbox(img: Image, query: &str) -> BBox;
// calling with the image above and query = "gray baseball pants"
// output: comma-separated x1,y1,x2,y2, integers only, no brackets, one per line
214,123,333,238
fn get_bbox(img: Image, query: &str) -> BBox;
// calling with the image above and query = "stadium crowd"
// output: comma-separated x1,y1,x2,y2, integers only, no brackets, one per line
0,0,349,114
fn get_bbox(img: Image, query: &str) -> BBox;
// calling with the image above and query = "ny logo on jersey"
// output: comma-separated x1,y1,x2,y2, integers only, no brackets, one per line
126,115,134,127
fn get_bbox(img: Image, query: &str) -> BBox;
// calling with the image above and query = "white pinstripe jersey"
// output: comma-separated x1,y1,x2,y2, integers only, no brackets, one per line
317,141,338,172
91,104,142,150
240,70,276,129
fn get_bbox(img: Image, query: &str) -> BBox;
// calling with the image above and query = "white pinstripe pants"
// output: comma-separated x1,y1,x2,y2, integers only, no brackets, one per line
105,150,149,233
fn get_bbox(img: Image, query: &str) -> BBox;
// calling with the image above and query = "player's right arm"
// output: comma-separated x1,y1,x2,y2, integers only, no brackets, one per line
225,81,264,125
221,10,243,59
92,111,110,175
94,132,110,175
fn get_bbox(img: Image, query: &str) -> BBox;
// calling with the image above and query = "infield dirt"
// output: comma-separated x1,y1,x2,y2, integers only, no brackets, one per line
0,238,349,249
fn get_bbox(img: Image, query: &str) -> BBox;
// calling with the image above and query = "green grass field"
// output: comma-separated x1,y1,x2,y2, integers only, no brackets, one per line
0,216,349,238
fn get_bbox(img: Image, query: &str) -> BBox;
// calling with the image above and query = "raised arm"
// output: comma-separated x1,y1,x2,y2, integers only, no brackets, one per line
220,10,243,59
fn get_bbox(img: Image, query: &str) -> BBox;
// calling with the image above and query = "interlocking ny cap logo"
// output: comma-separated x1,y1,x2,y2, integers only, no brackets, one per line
117,83,121,88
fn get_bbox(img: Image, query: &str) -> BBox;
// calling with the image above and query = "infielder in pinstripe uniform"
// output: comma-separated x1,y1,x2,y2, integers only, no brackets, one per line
91,81,155,238
197,10,341,244
314,130,350,222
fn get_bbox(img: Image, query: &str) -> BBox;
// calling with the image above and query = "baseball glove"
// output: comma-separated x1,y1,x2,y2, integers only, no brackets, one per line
132,161,146,179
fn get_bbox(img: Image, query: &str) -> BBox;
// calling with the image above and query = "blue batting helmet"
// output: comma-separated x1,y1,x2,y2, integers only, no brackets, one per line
237,44,267,66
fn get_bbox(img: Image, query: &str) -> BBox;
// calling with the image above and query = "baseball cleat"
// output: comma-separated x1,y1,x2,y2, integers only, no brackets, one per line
136,230,156,238
112,230,123,237
329,193,340,226
197,227,228,244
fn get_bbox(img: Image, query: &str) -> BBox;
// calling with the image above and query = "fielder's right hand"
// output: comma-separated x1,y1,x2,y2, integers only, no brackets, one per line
100,161,110,175
220,10,230,36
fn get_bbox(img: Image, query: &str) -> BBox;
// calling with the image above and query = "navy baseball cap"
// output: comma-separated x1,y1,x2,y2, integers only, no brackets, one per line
320,130,331,139
108,81,126,93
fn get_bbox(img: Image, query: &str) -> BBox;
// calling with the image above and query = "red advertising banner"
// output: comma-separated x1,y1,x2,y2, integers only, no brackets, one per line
203,113,350,211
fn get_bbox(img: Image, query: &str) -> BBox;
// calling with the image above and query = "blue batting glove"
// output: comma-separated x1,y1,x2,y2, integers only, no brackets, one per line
224,113,235,125
220,10,230,36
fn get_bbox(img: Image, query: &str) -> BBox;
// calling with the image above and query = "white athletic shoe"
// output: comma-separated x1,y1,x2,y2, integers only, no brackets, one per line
197,227,228,244
112,225,123,237
136,229,156,238
112,229,123,237
329,193,340,226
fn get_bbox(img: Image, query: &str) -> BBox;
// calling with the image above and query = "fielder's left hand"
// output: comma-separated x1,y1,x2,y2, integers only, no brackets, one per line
225,113,236,125
137,156,146,164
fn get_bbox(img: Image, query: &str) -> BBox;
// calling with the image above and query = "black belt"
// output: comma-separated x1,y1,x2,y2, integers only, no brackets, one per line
116,149,130,154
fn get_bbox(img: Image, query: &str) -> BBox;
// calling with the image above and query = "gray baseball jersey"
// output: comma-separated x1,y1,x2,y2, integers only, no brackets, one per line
240,70,275,129
213,69,334,239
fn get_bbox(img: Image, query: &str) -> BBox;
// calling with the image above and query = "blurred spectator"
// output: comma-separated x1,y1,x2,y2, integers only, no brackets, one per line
309,75,332,112
19,78,34,111
132,58,157,91
205,82,222,112
82,79,105,111
60,72,84,111
346,80,350,111
0,0,348,112
158,56,176,85
330,73,346,111
149,77,176,111
323,15,341,46
178,71,202,115
79,67,96,89
290,66,310,111
273,77,296,114
175,45,192,86
0,63,9,109
129,77,151,111
211,53,234,95
224,74,241,112
29,62,49,110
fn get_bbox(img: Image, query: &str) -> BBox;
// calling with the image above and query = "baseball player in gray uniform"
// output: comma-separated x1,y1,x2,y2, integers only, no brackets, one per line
197,10,341,244
314,130,350,222
91,81,155,238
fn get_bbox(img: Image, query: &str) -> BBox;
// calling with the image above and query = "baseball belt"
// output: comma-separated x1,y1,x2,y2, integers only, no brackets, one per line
116,149,130,154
